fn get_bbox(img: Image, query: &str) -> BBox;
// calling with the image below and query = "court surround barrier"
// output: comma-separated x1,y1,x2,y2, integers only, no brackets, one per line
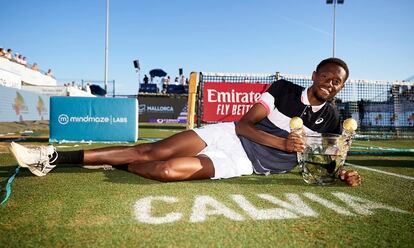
185,71,414,139
0,85,49,122
139,94,187,124
50,97,138,142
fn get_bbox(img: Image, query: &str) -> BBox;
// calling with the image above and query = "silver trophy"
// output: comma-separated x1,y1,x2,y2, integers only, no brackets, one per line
291,118,357,185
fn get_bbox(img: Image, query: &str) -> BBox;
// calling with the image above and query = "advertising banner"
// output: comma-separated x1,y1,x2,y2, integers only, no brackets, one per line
0,68,21,89
0,85,49,122
138,95,187,124
50,97,138,142
202,82,270,122
21,85,67,96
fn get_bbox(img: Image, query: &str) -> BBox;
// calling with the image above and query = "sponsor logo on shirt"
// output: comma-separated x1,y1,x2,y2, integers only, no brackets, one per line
315,118,324,124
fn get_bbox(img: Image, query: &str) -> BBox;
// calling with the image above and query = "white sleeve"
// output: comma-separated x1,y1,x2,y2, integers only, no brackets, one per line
257,92,274,115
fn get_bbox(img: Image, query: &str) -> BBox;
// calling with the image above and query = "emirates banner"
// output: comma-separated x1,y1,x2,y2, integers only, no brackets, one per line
202,82,270,122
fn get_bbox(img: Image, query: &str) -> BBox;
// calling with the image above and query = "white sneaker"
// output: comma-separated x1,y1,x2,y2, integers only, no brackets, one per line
9,142,57,177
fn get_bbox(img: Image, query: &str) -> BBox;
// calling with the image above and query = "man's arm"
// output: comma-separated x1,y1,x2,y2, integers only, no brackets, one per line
237,103,361,187
235,103,305,153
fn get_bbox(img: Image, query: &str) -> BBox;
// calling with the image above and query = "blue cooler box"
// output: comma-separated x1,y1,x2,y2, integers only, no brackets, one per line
50,97,138,142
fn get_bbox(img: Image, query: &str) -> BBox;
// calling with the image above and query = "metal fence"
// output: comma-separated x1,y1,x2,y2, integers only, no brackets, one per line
197,72,414,139
57,79,116,97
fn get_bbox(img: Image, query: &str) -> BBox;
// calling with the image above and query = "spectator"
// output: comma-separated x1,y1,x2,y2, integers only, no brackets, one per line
21,56,27,66
13,53,20,63
45,69,54,77
87,83,92,94
16,54,24,64
161,77,166,93
83,83,91,94
31,63,39,71
162,76,170,93
180,75,186,85
4,49,12,60
143,74,149,84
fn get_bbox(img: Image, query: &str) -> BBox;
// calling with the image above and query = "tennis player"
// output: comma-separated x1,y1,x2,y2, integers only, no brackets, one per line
10,58,361,186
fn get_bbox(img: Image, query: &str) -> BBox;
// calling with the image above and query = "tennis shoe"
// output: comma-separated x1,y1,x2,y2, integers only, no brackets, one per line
9,142,57,177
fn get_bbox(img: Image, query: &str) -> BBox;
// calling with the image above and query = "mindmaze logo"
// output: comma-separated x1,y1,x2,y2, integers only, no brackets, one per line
57,114,127,125
58,114,70,125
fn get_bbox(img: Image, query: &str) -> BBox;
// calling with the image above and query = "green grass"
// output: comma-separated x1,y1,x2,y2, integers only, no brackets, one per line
139,124,185,140
1,129,413,247
353,139,414,149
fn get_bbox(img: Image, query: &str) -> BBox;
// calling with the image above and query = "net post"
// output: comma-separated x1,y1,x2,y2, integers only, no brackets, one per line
392,83,402,138
276,71,281,80
186,72,198,130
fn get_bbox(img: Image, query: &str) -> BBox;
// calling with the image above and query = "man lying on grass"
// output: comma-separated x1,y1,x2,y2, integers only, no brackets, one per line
10,58,361,187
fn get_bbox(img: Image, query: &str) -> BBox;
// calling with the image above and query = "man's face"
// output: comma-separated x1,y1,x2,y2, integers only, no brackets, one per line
311,63,347,102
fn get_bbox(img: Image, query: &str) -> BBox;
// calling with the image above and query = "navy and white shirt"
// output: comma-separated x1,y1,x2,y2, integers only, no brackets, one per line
238,79,341,175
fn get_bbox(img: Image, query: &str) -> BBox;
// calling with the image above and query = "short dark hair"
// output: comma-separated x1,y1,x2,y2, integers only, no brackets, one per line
316,57,349,82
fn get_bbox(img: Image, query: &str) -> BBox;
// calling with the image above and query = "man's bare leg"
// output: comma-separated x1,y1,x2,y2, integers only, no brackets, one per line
127,155,215,182
84,130,206,166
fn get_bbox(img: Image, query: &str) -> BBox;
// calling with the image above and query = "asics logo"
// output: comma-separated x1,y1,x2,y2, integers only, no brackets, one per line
315,118,324,124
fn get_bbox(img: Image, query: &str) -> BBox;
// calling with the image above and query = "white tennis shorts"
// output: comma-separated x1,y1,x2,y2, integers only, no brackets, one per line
192,122,253,179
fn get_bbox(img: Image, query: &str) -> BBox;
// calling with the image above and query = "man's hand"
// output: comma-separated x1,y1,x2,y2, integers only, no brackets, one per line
286,131,305,153
339,169,362,187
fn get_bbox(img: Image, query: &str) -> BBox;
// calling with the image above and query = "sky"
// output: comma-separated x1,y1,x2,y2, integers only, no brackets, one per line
1,0,413,95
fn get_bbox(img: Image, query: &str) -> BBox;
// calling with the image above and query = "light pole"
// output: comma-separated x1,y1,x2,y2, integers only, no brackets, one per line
104,0,109,96
326,0,344,58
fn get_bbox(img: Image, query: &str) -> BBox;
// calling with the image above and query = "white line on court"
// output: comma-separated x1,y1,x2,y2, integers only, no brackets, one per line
345,162,414,181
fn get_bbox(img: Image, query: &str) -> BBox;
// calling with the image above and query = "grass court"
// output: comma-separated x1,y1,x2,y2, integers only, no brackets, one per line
1,126,413,247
